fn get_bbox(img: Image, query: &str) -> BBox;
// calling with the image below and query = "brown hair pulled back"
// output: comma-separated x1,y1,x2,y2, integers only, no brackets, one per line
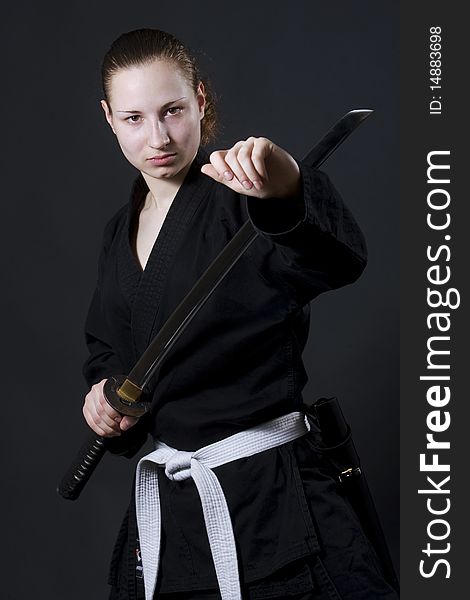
101,28,218,146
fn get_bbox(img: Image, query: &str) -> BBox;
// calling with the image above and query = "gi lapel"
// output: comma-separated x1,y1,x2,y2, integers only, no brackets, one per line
129,147,212,360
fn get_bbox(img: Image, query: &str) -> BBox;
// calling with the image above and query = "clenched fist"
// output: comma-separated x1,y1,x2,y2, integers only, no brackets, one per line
201,137,301,200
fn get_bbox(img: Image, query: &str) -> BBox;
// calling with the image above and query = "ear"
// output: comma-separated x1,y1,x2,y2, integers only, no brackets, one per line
100,99,116,134
196,81,206,120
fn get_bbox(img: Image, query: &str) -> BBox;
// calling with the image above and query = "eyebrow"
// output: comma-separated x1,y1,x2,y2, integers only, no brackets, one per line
116,97,187,113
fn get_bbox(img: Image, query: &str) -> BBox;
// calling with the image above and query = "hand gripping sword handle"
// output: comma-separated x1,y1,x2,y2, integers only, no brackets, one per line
57,376,150,501
57,432,106,500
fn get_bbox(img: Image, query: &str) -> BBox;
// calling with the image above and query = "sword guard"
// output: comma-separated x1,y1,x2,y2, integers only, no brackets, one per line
103,375,151,418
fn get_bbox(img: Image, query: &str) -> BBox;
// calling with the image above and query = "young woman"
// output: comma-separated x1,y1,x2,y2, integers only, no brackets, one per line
82,28,397,600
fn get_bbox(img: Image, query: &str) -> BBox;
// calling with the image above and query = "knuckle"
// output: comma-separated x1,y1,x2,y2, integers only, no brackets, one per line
209,150,221,161
87,418,99,433
103,425,119,437
229,140,243,153
224,156,236,169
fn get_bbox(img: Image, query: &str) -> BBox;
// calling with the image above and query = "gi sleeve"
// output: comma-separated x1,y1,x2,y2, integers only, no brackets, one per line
82,216,149,458
245,161,368,307
82,219,124,388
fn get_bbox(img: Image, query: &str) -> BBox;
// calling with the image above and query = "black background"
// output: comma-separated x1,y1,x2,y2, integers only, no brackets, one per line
2,2,398,598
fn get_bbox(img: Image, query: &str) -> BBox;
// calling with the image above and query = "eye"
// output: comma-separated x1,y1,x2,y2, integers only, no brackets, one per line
126,115,142,123
166,106,182,116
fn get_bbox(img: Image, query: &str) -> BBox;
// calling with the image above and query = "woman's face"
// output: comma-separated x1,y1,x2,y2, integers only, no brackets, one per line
101,59,205,182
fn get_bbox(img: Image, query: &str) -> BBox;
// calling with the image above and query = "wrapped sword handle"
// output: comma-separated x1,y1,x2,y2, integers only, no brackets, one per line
57,375,151,500
57,432,107,500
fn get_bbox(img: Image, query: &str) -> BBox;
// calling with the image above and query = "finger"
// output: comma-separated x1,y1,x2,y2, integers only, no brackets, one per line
251,138,270,182
93,389,123,425
90,408,121,436
93,383,125,423
224,141,255,190
86,396,122,435
120,416,140,431
83,404,120,437
96,401,123,431
84,379,122,436
205,143,251,188
90,420,119,438
207,150,234,181
200,163,248,195
236,138,267,189
200,163,225,182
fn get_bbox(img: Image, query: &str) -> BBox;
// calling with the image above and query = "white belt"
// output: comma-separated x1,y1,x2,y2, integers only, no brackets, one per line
135,411,311,600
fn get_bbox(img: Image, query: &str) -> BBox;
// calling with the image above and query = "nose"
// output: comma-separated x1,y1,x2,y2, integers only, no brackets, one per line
148,118,170,149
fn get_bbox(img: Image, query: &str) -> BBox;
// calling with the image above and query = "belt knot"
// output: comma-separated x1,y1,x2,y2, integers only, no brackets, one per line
165,450,194,481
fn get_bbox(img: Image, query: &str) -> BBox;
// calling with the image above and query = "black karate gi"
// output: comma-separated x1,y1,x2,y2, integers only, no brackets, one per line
83,147,397,599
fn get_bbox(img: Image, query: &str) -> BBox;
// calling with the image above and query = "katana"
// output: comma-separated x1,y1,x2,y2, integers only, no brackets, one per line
58,109,373,501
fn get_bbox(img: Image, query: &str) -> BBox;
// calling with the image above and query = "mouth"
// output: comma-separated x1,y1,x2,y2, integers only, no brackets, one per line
147,153,177,167
147,153,176,160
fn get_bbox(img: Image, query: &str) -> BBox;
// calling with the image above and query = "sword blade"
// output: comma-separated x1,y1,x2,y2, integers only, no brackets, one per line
303,109,373,167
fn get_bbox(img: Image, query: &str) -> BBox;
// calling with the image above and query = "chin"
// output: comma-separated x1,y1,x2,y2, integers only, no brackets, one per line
141,163,179,180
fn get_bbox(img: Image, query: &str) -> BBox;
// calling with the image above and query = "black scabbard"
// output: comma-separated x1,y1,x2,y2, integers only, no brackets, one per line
306,397,400,593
